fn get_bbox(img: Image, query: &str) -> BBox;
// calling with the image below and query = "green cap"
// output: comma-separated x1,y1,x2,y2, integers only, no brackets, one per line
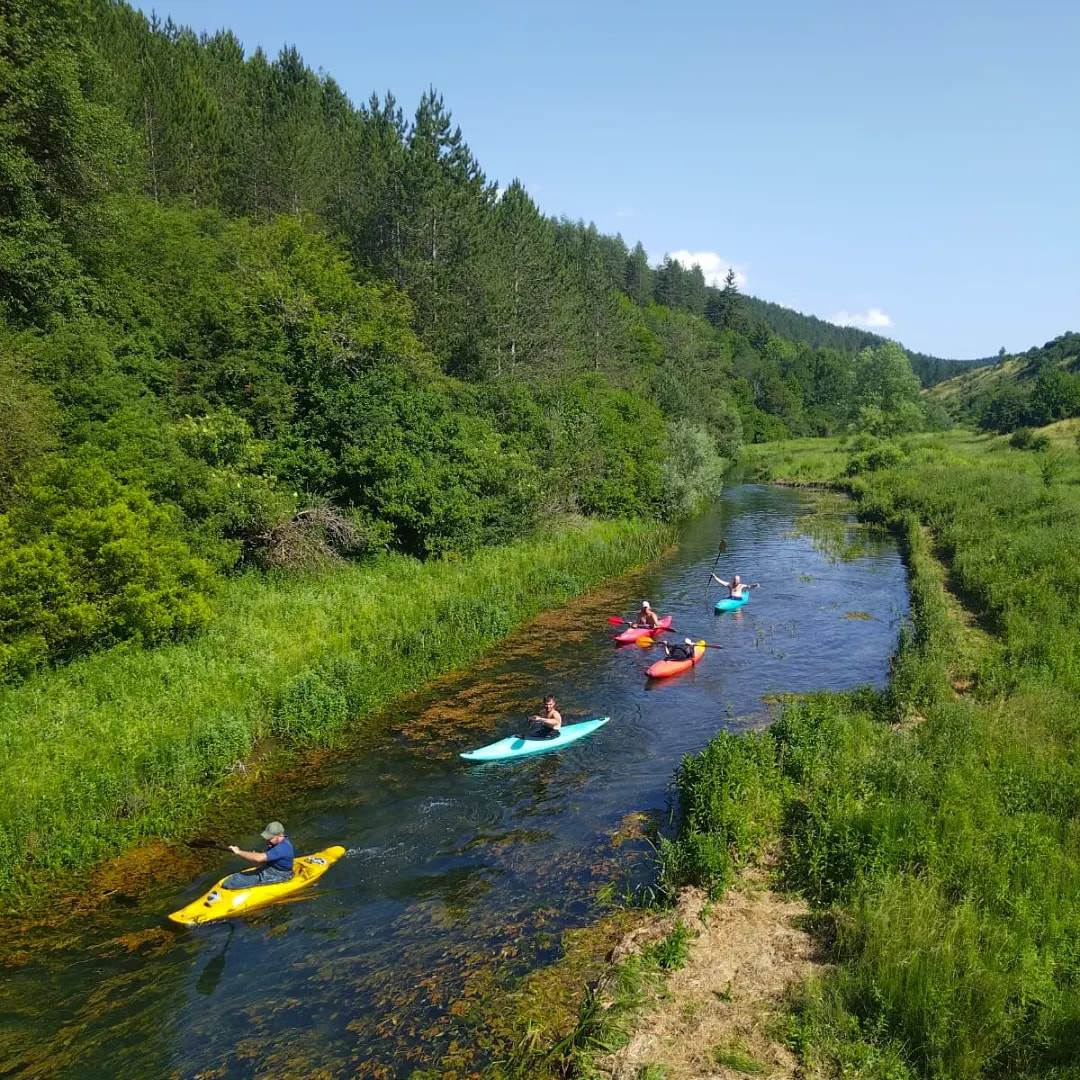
260,821,286,840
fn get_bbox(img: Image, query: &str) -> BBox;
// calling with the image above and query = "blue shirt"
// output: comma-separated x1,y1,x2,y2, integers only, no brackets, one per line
265,837,294,873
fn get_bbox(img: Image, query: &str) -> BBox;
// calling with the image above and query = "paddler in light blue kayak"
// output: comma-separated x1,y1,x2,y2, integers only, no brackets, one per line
711,573,749,598
528,695,563,740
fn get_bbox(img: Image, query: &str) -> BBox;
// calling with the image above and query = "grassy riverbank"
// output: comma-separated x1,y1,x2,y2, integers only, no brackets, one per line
654,430,1079,1077
0,518,672,906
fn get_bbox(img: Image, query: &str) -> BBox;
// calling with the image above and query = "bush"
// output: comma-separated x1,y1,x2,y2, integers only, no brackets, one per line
0,457,215,679
660,730,785,898
846,441,905,476
1009,427,1050,451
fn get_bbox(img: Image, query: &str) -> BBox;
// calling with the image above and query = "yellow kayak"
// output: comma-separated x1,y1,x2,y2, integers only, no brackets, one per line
168,845,346,927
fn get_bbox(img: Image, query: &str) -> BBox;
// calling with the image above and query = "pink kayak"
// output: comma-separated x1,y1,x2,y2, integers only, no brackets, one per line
613,615,673,643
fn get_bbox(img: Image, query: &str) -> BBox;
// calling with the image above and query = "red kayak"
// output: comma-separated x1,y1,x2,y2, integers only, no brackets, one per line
614,615,673,643
647,640,706,678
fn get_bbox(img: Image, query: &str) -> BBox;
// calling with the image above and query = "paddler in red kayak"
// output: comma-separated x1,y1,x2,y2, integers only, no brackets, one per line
633,600,661,629
661,637,697,661
528,695,563,739
710,573,748,598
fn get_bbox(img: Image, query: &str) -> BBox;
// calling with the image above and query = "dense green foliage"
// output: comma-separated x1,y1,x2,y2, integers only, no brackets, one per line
0,0,944,680
0,518,669,898
661,432,1080,1078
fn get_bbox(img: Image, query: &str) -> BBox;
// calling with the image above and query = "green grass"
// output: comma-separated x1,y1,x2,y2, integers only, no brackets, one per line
711,1041,767,1074
635,1065,669,1080
0,518,672,905
664,429,1080,1078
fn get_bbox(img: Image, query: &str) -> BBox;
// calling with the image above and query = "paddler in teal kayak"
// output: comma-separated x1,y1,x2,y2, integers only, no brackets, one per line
528,695,563,739
224,821,295,889
710,573,749,598
633,600,661,629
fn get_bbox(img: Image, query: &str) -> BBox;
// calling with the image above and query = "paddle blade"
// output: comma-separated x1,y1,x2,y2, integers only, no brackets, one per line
637,635,655,647
606,616,628,625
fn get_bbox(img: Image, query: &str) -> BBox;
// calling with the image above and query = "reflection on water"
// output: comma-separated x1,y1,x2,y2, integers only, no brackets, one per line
0,485,909,1078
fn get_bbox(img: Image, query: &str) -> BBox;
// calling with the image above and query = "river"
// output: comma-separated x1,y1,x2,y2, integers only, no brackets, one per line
1,484,908,1078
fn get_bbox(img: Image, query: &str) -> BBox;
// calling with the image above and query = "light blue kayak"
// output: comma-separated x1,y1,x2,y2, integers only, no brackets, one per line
460,717,609,763
715,592,750,613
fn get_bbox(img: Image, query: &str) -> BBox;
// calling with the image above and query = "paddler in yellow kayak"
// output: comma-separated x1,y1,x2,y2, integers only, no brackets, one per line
224,821,294,889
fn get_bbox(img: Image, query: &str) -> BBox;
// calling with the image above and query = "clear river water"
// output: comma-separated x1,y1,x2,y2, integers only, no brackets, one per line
1,484,909,1078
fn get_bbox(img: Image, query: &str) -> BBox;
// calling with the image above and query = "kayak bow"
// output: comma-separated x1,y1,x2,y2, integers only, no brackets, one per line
460,717,609,762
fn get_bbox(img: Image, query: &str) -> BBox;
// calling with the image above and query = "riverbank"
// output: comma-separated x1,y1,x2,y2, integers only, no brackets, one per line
0,517,673,908
525,431,1079,1079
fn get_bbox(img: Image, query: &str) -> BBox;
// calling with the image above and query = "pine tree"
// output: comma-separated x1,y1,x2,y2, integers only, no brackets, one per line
624,242,653,306
706,267,746,332
485,182,574,377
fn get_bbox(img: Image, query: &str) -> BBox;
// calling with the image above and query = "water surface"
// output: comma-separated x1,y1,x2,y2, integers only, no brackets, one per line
2,485,908,1077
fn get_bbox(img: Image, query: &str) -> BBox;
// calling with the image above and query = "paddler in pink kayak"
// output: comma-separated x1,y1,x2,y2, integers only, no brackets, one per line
633,600,662,629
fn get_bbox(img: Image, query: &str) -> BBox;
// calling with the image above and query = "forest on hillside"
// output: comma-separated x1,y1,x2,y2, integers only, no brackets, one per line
0,0,942,680
954,332,1080,434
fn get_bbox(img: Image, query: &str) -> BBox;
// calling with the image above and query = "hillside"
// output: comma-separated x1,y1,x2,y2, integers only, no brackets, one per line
927,331,1080,430
741,295,995,386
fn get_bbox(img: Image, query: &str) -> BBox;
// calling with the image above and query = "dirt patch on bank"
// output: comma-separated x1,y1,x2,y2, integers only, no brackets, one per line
599,868,824,1079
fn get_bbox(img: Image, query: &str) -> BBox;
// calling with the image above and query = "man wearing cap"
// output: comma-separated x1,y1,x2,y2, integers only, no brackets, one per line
662,637,698,661
633,600,661,629
223,822,295,889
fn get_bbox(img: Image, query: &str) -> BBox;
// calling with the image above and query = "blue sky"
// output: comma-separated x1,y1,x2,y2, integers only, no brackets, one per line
136,0,1079,358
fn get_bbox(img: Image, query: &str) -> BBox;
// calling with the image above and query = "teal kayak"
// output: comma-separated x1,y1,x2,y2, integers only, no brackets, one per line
460,717,609,763
715,592,750,613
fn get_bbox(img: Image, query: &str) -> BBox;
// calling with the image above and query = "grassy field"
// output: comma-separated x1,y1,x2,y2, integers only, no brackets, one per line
659,430,1080,1078
0,518,672,905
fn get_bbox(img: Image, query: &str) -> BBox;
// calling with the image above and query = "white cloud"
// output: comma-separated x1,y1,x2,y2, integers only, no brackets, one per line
664,250,747,289
829,307,894,329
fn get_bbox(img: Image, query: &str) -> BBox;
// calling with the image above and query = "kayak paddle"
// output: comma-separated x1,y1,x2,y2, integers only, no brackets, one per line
185,838,232,851
606,616,629,625
704,541,727,597
637,634,722,648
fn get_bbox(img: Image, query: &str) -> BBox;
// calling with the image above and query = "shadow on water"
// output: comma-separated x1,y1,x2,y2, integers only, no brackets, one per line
0,485,909,1078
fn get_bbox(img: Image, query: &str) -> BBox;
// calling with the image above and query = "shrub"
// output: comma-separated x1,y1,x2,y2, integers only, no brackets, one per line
0,456,215,680
846,441,905,476
1009,427,1050,451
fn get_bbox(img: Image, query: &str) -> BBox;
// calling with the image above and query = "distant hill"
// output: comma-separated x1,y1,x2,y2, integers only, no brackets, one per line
742,295,995,386
927,331,1080,429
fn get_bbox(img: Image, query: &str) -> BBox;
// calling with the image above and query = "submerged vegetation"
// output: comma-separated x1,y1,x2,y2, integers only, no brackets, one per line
653,430,1080,1078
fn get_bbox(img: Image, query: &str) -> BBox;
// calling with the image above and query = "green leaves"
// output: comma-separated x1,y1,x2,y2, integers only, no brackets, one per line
0,457,215,680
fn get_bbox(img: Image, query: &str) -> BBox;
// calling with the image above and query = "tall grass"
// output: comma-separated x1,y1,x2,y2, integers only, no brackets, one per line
0,518,671,903
664,430,1080,1078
